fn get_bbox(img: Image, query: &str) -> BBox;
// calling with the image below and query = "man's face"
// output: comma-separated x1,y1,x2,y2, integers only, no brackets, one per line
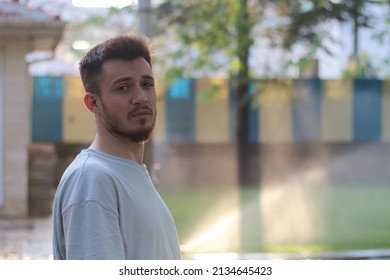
97,57,157,143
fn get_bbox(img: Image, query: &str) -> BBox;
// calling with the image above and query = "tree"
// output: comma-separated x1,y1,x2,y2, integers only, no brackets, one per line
155,0,386,187
341,0,385,59
156,0,259,187
372,2,390,77
280,0,387,75
235,0,257,187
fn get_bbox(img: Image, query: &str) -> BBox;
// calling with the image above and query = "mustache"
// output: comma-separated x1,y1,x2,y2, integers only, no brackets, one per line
127,105,153,117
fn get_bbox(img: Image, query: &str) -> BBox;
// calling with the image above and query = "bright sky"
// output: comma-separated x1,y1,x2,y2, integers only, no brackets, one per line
72,0,134,8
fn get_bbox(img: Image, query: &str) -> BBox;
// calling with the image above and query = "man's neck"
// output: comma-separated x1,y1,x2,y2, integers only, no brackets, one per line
89,132,144,164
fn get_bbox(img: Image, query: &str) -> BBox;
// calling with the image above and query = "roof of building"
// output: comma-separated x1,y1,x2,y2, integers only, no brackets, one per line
0,1,61,23
0,1,66,51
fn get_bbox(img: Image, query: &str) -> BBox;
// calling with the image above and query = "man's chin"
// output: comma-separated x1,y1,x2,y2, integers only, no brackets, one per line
128,127,155,144
107,120,155,143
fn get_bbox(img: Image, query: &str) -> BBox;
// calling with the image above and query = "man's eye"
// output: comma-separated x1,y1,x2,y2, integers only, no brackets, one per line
143,82,154,88
117,85,130,91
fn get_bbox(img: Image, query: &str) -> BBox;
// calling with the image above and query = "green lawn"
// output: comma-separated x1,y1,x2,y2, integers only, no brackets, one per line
161,184,390,255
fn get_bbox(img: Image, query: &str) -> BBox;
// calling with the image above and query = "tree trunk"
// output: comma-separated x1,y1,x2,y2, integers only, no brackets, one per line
352,1,359,60
235,0,254,188
236,81,252,187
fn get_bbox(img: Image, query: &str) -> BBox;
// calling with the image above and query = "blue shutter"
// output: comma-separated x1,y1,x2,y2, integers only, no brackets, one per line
32,76,63,142
353,79,382,141
165,78,195,142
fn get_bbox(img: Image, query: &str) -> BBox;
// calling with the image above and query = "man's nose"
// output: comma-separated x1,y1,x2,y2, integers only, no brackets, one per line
132,86,148,104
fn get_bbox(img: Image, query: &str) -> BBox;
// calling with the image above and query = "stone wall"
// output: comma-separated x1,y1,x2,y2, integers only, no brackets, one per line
28,144,56,217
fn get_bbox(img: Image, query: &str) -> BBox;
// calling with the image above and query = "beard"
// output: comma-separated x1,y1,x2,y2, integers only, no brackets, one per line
101,102,156,144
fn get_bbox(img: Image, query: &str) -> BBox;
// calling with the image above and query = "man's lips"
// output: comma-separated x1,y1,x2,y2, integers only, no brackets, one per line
128,107,153,118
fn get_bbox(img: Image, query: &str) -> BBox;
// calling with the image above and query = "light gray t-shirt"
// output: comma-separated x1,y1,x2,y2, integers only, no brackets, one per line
52,149,182,260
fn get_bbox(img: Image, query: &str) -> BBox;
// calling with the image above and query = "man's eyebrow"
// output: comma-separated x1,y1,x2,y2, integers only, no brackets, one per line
142,75,155,81
113,77,133,85
112,75,154,84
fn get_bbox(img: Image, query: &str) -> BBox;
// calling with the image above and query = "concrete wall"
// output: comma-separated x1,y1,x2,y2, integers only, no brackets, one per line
32,77,390,144
382,81,390,140
154,143,238,188
45,77,390,191
195,78,229,143
52,142,390,192
63,76,94,143
0,37,30,217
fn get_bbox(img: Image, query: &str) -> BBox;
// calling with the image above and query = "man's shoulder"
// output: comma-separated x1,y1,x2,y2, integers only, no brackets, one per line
64,150,112,176
56,150,119,210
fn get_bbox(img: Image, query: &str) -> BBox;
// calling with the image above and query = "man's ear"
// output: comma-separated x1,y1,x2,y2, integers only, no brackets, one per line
84,93,100,114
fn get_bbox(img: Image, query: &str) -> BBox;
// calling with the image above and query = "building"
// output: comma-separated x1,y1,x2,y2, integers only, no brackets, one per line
0,1,65,217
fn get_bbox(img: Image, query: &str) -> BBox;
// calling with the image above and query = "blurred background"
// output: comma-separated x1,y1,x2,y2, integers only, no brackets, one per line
0,0,390,260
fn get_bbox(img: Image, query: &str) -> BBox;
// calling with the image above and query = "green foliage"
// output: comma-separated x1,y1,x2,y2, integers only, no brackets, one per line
372,6,390,77
279,0,341,50
342,53,379,78
156,0,386,81
198,83,223,102
280,0,386,51
155,0,258,81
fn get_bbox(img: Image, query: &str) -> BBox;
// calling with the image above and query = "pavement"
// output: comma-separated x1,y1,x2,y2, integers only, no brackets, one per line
1,216,390,260
0,216,52,260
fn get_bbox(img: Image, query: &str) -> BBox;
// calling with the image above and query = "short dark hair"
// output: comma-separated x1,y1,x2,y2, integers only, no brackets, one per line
79,35,152,95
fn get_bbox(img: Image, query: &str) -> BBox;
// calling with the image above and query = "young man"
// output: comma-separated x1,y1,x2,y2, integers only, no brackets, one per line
52,35,182,260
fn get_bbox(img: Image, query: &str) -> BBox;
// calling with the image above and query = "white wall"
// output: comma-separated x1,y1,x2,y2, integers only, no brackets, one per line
0,38,30,217
0,47,4,207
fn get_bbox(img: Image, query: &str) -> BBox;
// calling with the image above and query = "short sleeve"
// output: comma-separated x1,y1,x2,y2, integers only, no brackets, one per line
62,201,125,260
